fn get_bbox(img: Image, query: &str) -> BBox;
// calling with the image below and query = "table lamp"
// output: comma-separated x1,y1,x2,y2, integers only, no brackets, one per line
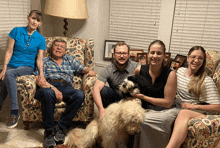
44,0,89,37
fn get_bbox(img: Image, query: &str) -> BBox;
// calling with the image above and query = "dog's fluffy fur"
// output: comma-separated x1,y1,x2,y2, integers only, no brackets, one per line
65,75,146,148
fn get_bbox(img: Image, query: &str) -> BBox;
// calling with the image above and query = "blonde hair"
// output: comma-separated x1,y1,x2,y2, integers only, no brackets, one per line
187,46,206,97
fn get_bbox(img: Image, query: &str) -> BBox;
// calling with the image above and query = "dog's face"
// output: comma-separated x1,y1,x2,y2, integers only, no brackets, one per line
119,75,140,96
118,100,145,135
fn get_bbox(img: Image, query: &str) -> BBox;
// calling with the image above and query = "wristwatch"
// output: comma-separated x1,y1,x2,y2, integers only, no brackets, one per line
50,85,54,89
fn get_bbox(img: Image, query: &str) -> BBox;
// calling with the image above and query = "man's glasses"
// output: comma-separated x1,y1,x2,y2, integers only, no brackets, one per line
115,52,128,56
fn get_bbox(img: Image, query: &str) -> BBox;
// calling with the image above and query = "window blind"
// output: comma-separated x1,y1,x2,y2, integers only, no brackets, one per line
0,0,30,64
169,0,220,58
109,0,162,51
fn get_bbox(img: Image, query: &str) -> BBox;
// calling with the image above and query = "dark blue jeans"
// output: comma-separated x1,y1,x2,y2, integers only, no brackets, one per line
100,86,121,108
35,82,84,130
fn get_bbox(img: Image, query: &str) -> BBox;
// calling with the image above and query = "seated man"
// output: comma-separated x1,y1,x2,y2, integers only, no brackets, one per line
34,38,96,147
92,41,140,118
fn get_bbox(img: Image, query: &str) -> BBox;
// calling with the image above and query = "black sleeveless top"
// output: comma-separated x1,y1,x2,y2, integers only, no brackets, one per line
140,65,172,110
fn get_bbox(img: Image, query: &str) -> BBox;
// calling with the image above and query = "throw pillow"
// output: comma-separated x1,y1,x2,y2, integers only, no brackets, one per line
206,50,220,77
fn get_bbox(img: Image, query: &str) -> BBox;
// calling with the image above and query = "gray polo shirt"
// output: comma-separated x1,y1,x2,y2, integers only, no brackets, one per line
98,59,140,98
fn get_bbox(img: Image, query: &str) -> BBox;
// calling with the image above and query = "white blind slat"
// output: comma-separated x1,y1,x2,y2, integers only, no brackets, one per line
0,0,30,64
170,0,220,58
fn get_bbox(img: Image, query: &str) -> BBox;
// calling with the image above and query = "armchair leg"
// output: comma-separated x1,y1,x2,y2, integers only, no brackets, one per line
23,121,30,130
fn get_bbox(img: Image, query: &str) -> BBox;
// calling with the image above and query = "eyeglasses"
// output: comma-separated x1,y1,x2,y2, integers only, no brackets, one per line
115,52,128,56
189,56,204,62
54,44,65,50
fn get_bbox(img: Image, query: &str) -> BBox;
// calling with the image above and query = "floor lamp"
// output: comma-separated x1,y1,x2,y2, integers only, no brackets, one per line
44,0,89,37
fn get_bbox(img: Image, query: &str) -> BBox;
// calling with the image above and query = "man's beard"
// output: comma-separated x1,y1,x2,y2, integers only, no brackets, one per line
115,58,129,67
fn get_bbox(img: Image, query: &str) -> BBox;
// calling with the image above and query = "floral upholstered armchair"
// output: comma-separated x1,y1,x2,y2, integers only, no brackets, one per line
182,50,220,148
16,37,97,130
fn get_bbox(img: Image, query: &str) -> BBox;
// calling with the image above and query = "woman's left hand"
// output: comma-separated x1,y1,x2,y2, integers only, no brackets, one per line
181,103,196,109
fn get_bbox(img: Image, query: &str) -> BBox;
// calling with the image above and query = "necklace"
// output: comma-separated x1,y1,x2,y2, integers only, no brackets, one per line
27,35,31,47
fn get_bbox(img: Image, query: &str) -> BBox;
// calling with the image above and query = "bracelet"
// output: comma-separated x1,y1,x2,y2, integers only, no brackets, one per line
4,63,8,65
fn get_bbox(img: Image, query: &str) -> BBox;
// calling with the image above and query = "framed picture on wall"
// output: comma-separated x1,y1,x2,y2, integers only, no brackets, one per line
130,49,144,62
173,54,187,67
137,53,148,65
164,52,171,67
104,40,123,60
170,60,181,71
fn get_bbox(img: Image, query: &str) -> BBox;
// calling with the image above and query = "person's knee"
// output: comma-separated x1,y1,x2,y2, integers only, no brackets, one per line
75,90,85,103
5,70,15,80
36,88,54,102
177,109,193,120
100,86,109,96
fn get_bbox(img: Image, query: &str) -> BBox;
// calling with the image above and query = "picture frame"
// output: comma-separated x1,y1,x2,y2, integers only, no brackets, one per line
129,49,144,62
173,54,187,67
104,40,123,60
164,52,171,67
129,55,136,61
137,53,148,65
170,60,181,71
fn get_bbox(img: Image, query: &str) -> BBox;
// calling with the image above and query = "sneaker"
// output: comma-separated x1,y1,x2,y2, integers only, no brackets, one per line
54,125,65,143
44,129,56,147
7,114,20,129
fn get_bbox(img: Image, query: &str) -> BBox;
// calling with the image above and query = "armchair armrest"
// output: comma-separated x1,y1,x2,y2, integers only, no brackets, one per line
77,75,97,120
183,115,220,148
17,75,37,107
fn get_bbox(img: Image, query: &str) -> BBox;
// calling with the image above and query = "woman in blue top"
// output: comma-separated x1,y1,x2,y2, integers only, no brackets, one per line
0,10,46,128
133,40,179,148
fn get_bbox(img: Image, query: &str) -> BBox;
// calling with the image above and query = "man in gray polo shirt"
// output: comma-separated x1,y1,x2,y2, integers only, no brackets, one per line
92,42,139,118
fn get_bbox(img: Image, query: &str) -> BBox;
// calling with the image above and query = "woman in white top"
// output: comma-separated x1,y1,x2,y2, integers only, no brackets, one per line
166,46,220,148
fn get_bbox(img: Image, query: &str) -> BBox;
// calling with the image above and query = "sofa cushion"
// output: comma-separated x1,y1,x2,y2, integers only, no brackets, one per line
206,50,220,77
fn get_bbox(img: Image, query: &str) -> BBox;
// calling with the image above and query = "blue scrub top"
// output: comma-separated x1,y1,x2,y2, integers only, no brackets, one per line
8,27,46,69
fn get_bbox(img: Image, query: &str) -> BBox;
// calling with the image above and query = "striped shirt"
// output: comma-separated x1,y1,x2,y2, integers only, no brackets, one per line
176,67,220,105
34,55,85,85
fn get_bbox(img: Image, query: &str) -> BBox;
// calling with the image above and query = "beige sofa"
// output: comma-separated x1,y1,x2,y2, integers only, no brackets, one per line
182,50,220,148
16,37,97,130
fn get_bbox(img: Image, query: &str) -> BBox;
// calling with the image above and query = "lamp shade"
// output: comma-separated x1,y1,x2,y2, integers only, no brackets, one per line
44,0,89,19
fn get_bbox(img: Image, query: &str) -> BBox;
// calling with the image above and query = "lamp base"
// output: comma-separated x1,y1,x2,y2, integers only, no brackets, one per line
63,19,68,37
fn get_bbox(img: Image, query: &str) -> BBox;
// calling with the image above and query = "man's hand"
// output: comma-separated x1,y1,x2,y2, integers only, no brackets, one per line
53,87,63,103
86,70,96,77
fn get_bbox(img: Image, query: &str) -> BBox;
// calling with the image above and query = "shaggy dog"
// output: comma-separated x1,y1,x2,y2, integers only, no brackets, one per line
65,75,146,148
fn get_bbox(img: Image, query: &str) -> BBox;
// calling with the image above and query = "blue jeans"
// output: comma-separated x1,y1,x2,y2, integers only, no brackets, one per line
35,82,85,130
0,66,34,111
100,86,120,108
